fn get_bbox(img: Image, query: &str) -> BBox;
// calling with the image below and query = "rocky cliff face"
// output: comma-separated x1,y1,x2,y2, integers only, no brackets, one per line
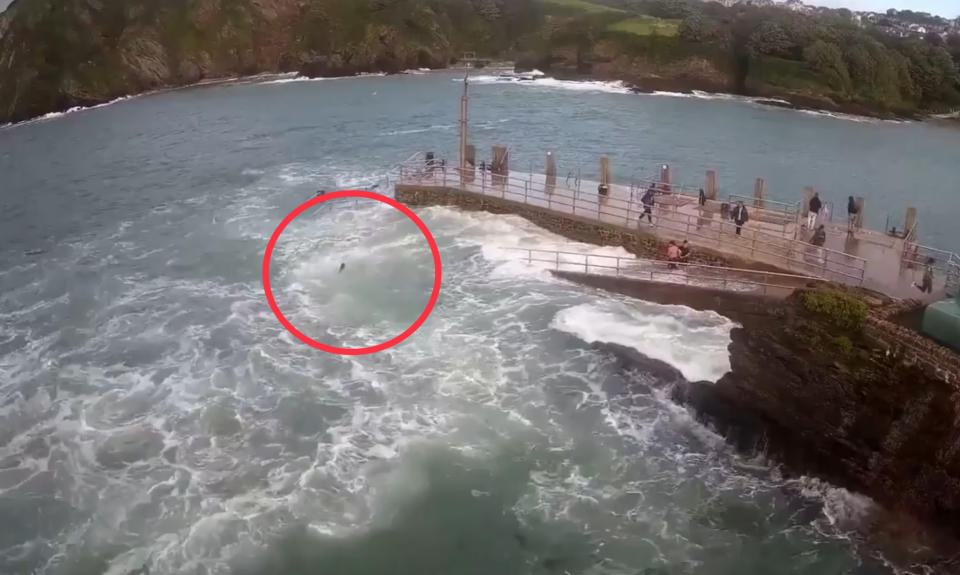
0,0,537,124
556,273,960,551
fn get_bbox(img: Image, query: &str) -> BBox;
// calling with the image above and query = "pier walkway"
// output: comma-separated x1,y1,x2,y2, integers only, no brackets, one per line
397,159,957,302
508,247,825,298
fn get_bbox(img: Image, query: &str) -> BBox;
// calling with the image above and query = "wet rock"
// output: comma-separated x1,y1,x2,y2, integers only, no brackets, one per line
95,426,164,469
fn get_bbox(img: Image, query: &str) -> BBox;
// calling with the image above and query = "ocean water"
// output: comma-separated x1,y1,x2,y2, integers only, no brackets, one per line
0,70,957,575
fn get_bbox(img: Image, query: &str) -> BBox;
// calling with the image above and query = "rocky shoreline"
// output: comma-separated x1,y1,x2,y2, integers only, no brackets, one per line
2,58,942,127
516,64,927,122
554,272,960,569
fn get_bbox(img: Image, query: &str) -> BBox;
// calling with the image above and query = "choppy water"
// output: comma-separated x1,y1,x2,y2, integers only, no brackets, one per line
1,70,957,575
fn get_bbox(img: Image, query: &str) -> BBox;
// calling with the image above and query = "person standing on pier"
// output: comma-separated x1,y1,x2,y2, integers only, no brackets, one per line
640,185,656,224
807,192,822,229
732,201,749,236
913,258,935,294
846,196,859,234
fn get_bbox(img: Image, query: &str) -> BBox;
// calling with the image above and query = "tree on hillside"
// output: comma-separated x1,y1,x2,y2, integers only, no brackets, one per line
804,39,851,93
844,43,875,90
747,21,791,57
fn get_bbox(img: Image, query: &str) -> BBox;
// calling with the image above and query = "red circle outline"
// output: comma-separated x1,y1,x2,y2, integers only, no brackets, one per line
261,190,442,355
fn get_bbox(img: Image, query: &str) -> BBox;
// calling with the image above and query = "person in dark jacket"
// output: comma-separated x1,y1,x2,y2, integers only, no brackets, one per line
807,192,822,229
640,186,656,224
846,196,859,233
698,188,706,207
732,201,749,236
913,258,935,294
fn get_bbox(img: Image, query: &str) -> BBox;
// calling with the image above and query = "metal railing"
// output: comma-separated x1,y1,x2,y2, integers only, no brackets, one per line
727,193,802,220
947,255,959,295
649,207,867,284
398,161,867,286
504,247,826,296
901,242,955,271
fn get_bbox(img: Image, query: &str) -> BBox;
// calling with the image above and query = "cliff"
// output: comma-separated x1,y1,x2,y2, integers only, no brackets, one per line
556,273,960,562
2,0,957,124
0,0,539,124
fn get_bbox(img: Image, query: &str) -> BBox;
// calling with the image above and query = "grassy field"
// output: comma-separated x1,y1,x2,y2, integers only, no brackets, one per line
537,0,624,13
608,16,680,36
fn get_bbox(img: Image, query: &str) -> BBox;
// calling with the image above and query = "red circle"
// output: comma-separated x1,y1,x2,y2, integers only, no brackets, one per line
261,190,442,355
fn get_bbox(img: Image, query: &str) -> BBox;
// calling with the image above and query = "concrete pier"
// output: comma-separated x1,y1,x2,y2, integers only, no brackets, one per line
396,157,951,301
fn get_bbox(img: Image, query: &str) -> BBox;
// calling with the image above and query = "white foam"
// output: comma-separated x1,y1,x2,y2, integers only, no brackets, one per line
466,75,632,95
258,72,387,85
796,476,876,532
550,300,735,383
380,124,455,136
1,95,134,129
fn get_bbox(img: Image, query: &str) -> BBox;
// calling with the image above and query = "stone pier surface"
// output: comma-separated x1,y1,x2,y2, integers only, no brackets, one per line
396,169,947,300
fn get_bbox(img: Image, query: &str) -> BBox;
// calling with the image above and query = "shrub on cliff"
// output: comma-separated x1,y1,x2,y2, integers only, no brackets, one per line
798,289,868,332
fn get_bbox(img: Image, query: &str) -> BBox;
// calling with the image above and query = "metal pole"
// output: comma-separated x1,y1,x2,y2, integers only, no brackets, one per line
459,60,469,184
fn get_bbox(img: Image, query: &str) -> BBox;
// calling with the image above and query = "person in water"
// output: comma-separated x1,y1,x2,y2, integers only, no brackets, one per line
338,262,346,273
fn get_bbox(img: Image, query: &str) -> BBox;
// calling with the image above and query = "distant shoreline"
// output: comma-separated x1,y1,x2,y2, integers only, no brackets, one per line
3,65,951,130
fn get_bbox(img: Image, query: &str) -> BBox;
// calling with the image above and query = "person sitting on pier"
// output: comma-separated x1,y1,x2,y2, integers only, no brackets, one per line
732,201,749,236
666,241,681,269
640,186,656,224
679,240,691,263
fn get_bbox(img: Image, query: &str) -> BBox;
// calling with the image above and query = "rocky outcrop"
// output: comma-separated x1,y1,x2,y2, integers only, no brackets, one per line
557,272,960,544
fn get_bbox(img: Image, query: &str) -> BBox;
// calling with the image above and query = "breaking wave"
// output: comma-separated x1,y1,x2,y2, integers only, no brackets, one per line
550,300,735,383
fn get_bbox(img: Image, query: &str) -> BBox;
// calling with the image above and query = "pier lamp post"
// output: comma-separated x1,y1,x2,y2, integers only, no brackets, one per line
459,53,476,185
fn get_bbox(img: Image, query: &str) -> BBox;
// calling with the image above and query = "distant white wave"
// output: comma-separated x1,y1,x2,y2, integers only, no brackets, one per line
466,75,631,95
647,90,790,107
796,108,909,124
551,300,735,383
645,89,908,124
258,72,387,85
379,124,455,137
0,95,135,130
402,68,433,75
